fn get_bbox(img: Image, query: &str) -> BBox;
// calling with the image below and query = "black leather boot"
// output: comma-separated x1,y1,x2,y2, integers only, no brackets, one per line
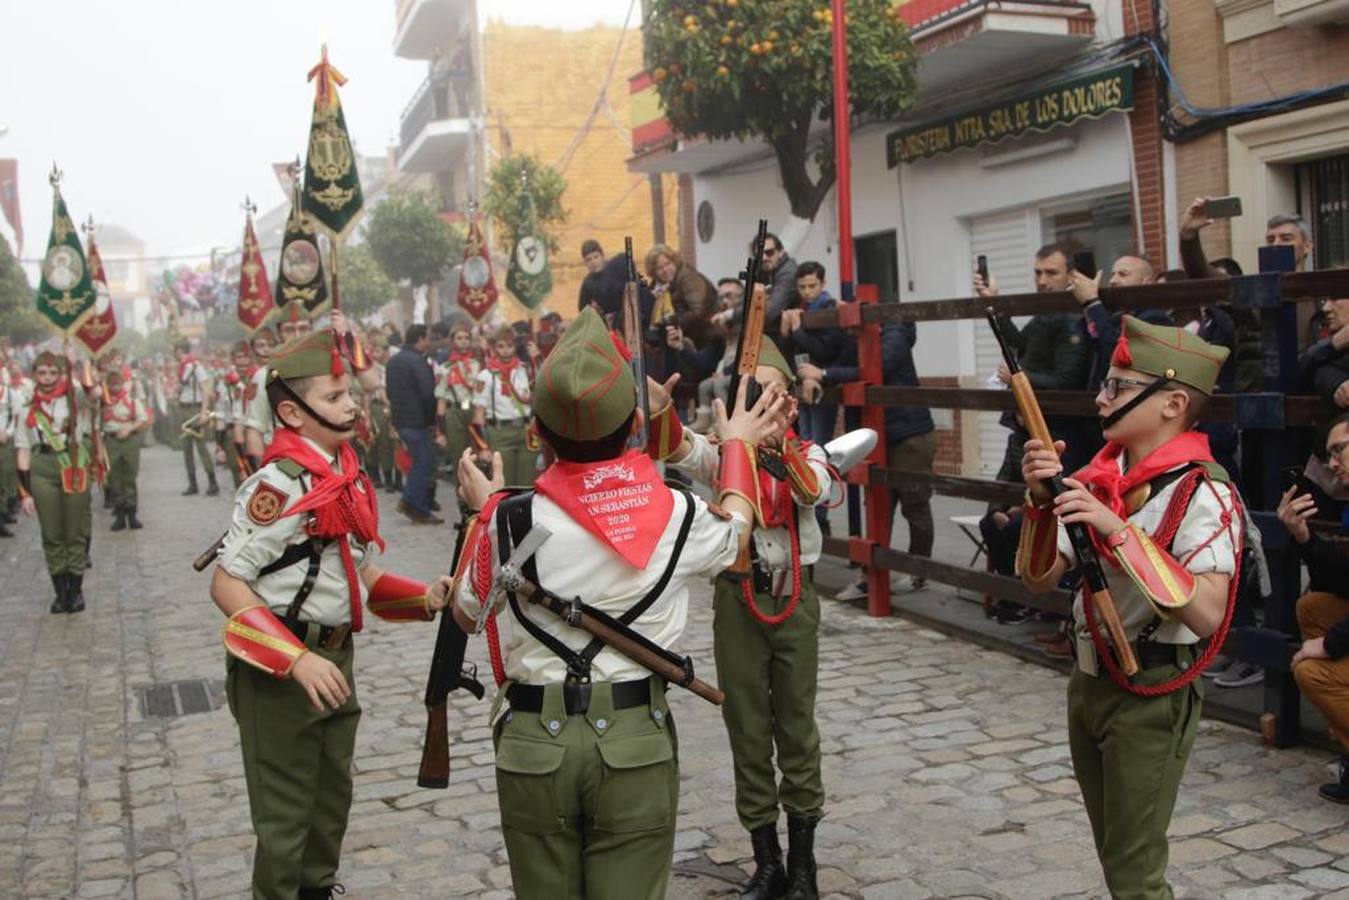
741,822,788,899
67,574,85,613
103,493,114,510
369,467,383,488
297,884,345,899
1320,756,1349,804
784,816,818,900
181,480,198,496
205,475,220,497
0,519,12,537
128,507,143,530
50,574,68,614
111,509,127,532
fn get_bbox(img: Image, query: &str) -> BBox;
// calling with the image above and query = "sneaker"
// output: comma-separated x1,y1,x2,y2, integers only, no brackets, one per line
991,600,1032,625
835,581,868,602
1214,661,1264,689
1201,654,1234,679
1319,757,1349,804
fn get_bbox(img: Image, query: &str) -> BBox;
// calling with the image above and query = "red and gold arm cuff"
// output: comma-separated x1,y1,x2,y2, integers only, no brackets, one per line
1108,524,1197,613
1016,501,1060,583
222,606,307,678
783,439,821,503
716,439,762,526
645,401,685,461
367,572,434,622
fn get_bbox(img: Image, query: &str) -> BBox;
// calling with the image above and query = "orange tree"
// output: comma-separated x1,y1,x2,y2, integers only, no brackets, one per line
645,0,917,221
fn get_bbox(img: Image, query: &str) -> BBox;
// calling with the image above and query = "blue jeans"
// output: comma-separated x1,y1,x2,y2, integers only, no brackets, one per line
397,425,434,516
797,403,838,529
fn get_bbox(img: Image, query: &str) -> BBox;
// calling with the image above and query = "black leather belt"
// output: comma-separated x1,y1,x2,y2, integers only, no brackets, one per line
507,678,652,716
282,616,352,650
489,418,524,427
752,564,813,595
33,445,57,455
1137,641,1194,669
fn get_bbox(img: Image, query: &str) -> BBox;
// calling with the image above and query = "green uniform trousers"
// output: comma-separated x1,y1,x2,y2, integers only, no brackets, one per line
104,434,141,512
1067,648,1202,900
486,421,536,488
176,403,215,486
226,637,360,900
442,406,473,481
0,441,16,507
368,401,392,473
493,677,679,900
30,450,91,576
713,578,824,830
887,430,936,558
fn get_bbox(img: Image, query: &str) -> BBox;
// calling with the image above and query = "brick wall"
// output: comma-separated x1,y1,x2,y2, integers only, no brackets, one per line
1124,0,1168,267
921,375,962,476
481,23,681,321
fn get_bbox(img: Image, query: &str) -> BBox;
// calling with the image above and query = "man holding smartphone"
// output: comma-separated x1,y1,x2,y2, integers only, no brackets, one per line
1280,413,1349,803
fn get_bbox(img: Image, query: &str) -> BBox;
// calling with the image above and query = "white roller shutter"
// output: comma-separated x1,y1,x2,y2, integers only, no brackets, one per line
970,208,1035,477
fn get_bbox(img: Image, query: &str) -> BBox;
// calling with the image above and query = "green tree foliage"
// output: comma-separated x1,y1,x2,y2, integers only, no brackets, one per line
645,0,918,220
482,154,567,255
336,243,397,319
364,189,462,289
0,235,49,343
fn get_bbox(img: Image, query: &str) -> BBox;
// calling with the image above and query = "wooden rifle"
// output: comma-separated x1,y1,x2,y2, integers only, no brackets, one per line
986,310,1139,676
621,236,649,448
724,220,770,580
417,507,487,787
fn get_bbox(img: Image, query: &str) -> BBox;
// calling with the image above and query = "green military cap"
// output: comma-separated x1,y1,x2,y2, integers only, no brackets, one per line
1111,315,1229,395
267,328,347,383
533,307,635,441
755,336,795,384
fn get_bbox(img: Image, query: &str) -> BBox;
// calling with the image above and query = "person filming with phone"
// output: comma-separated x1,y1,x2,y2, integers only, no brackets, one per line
1280,413,1349,803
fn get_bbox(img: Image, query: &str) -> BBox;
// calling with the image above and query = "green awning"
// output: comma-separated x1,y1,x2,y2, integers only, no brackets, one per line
887,63,1135,167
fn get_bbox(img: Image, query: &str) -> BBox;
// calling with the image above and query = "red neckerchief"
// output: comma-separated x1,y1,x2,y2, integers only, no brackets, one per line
177,355,196,383
262,429,384,632
487,355,519,396
446,353,475,388
534,449,674,568
27,379,69,428
1070,430,1214,555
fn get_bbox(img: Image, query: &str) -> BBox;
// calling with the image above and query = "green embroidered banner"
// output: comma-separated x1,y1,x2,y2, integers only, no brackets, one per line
35,184,97,335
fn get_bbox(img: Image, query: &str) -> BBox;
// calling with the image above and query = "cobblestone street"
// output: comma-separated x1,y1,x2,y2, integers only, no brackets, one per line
4,446,1349,899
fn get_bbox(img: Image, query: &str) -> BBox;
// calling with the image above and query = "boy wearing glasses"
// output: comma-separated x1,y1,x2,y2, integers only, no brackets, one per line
1019,316,1242,899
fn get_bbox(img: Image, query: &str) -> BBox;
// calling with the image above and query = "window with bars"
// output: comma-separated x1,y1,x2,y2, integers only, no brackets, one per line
1308,153,1349,269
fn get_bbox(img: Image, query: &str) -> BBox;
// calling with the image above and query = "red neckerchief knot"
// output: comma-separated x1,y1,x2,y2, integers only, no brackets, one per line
27,379,69,428
487,356,519,396
1069,430,1215,557
263,429,384,631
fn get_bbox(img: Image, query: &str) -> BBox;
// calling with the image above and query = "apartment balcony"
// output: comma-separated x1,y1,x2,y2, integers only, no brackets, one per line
396,72,478,174
904,0,1095,95
393,0,471,59
628,0,1095,173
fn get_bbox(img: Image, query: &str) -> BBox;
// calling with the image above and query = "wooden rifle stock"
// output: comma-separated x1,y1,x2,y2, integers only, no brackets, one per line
989,311,1138,676
528,586,725,705
417,700,450,789
193,532,227,572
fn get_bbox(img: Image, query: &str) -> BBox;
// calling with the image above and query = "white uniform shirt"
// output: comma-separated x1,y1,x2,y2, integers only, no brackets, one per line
0,380,18,445
102,380,149,433
1056,460,1239,661
673,432,832,588
436,357,480,409
474,363,532,423
177,359,211,406
455,488,745,684
14,383,89,451
218,437,372,626
242,366,274,442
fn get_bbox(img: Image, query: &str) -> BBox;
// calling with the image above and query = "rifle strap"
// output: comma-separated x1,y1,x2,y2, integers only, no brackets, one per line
496,488,696,681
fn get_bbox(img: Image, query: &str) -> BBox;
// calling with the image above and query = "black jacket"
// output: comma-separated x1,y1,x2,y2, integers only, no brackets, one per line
823,321,933,443
386,346,437,429
1300,336,1349,404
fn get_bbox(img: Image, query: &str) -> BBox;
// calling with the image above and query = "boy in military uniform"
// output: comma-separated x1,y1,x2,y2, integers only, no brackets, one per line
1020,316,1242,899
436,321,480,481
17,350,93,613
174,339,219,496
451,307,788,900
243,317,311,467
473,325,535,487
364,335,396,492
654,338,833,900
219,341,256,489
210,329,454,900
101,363,149,531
